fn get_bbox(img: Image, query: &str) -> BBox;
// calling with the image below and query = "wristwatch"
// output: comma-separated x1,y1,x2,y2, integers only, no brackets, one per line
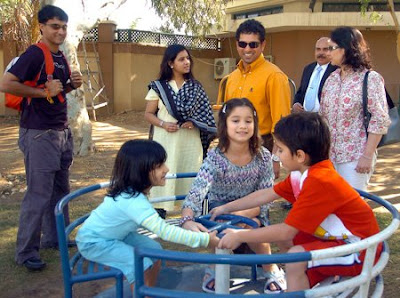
271,154,280,163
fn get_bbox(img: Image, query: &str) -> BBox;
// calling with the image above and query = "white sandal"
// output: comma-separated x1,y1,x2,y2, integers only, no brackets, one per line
263,268,287,294
202,267,215,293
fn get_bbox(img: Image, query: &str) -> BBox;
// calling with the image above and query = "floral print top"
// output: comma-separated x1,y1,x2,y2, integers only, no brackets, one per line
320,68,390,164
182,147,273,226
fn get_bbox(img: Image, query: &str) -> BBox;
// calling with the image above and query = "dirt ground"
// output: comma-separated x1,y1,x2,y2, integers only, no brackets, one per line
0,110,399,297
0,111,150,196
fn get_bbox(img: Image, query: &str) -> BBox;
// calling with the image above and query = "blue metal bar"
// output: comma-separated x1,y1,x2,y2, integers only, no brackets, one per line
134,252,145,298
65,213,90,236
133,187,399,297
135,247,312,266
166,172,197,179
56,175,399,297
140,286,305,297
357,189,400,220
55,182,109,215
70,270,123,283
56,211,72,297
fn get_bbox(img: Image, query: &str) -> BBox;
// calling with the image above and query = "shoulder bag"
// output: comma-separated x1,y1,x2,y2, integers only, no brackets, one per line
362,71,400,147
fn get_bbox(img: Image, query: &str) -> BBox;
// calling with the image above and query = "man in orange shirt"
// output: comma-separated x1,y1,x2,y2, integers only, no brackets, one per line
218,19,291,179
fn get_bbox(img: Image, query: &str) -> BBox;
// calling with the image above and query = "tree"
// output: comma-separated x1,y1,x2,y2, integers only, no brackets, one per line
0,0,127,155
50,0,128,155
359,0,400,64
151,24,174,34
0,0,40,51
130,17,141,30
150,0,229,35
1,0,228,154
309,0,400,64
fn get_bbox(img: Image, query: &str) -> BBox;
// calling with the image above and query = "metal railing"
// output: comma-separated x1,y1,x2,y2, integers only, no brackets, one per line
55,173,399,297
115,29,219,50
79,26,220,50
133,188,399,297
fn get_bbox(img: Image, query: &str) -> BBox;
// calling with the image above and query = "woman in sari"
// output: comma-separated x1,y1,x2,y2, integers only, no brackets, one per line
144,44,216,209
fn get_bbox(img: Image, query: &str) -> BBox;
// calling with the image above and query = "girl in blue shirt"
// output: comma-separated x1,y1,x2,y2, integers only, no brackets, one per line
76,140,218,291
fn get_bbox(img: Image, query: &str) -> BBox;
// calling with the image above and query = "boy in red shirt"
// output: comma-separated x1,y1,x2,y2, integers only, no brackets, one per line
210,112,382,292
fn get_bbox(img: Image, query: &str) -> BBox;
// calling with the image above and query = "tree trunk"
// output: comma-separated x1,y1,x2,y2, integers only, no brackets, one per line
60,39,94,156
52,0,127,155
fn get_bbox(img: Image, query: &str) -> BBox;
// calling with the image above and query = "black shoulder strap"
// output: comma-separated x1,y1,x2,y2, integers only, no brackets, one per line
385,88,395,109
362,71,370,133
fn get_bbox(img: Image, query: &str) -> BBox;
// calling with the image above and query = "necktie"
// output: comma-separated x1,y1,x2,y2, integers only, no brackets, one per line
304,65,322,111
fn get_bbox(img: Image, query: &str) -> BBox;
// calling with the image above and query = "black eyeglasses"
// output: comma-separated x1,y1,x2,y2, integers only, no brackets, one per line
238,41,260,49
328,45,340,51
44,23,68,31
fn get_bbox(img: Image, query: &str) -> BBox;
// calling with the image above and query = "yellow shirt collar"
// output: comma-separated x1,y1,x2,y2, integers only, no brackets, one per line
238,53,266,73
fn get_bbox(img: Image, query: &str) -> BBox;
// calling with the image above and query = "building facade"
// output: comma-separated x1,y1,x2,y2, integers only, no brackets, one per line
214,0,400,101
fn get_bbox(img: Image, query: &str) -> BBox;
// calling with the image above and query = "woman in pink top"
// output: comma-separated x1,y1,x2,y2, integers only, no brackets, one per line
320,27,390,190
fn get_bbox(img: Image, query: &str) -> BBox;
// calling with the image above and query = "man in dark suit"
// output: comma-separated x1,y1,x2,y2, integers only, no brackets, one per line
282,37,337,211
292,37,337,112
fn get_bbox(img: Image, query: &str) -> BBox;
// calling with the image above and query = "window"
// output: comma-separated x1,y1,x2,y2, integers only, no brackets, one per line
233,6,283,20
323,2,400,12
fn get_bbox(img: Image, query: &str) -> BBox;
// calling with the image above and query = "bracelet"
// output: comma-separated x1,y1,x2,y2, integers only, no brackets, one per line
44,88,54,104
179,216,194,227
160,120,164,127
361,154,372,160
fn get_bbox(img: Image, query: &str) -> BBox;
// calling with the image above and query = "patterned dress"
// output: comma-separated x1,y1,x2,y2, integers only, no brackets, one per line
182,147,274,226
320,69,390,164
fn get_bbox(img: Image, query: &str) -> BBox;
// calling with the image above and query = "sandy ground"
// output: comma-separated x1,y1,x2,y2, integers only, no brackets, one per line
0,111,399,297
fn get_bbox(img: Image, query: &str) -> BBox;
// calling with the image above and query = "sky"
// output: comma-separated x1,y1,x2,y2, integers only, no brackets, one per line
108,0,164,30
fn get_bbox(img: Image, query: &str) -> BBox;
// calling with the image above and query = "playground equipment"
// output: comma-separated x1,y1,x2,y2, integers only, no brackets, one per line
55,173,399,297
197,214,260,294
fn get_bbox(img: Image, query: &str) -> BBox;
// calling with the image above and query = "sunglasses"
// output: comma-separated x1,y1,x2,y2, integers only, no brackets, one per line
238,41,260,49
328,45,340,51
44,23,68,31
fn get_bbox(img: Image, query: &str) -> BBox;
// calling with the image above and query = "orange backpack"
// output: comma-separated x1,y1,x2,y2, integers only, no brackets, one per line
5,42,70,111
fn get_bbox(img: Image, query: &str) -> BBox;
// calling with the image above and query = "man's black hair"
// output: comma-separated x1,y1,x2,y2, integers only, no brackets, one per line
235,19,265,42
38,5,68,24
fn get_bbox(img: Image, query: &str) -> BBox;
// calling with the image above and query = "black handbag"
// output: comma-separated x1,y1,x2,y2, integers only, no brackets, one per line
362,71,400,147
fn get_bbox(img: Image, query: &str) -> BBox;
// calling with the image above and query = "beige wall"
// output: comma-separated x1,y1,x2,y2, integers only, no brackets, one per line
223,0,400,33
112,43,221,113
1,40,221,115
220,30,400,101
1,28,399,117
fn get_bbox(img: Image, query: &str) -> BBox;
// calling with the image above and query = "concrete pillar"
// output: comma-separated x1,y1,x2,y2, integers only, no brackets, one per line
97,21,116,114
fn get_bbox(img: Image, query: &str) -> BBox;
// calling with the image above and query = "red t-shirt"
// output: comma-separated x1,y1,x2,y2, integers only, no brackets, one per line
274,160,380,242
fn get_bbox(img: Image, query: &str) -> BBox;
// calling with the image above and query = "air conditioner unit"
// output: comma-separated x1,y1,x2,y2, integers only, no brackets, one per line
265,55,274,63
214,58,236,79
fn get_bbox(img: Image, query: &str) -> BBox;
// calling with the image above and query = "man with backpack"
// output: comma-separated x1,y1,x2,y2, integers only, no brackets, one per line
0,5,82,271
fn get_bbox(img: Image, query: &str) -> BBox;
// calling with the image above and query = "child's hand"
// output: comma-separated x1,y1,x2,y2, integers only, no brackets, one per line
209,205,229,221
217,229,243,250
182,220,208,232
207,230,219,248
